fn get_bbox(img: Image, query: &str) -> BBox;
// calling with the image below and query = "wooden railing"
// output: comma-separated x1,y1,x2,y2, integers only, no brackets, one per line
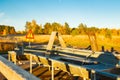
0,55,39,80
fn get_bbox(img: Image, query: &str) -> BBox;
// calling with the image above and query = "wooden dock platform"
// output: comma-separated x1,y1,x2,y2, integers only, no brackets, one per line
18,62,80,80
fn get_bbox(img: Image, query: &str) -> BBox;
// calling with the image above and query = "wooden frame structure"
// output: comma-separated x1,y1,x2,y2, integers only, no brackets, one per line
47,31,66,50
88,33,98,51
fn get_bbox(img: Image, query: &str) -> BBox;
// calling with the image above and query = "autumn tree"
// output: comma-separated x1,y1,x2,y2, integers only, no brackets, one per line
78,23,87,34
105,28,112,39
0,25,16,35
9,27,16,34
43,23,52,34
70,28,79,36
36,24,42,34
25,20,43,34
2,29,7,36
25,21,32,31
52,22,61,31
63,22,71,34
24,19,120,36
31,20,39,34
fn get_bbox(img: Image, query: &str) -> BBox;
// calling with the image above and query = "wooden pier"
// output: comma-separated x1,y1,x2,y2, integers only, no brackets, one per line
7,49,120,80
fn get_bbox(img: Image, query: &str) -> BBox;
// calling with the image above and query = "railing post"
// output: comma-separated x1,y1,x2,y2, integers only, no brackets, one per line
30,54,32,73
8,51,16,65
91,70,96,80
52,61,54,80
8,52,10,61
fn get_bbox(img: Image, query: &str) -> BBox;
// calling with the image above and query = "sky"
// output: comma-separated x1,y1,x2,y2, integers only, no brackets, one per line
0,0,120,31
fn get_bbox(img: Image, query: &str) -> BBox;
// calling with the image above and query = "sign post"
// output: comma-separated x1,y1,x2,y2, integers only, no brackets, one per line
26,29,34,48
29,42,31,48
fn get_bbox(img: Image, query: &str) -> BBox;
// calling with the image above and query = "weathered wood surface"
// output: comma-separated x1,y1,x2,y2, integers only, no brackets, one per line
57,33,66,48
88,33,98,51
47,31,57,50
47,31,66,51
19,64,74,80
0,56,39,80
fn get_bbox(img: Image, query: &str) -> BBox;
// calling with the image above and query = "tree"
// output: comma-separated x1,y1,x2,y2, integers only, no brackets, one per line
84,27,98,35
52,22,60,31
43,22,52,34
35,24,43,34
52,22,63,34
38,24,43,34
2,29,7,36
25,20,43,34
70,28,79,36
9,27,16,34
5,26,9,35
78,23,87,34
63,22,71,34
25,21,32,32
105,28,112,39
31,20,38,34
0,25,16,35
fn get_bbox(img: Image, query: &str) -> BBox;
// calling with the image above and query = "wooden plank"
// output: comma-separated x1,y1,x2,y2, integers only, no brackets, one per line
88,34,98,51
47,31,57,50
52,60,68,72
8,51,17,64
68,64,89,79
58,33,66,48
0,56,39,80
47,31,66,50
38,56,51,66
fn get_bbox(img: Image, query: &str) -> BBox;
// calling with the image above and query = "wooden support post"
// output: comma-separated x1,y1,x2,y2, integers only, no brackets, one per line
58,33,66,48
117,78,120,80
47,32,57,50
83,78,86,80
8,53,10,61
51,61,54,80
88,33,98,51
46,31,66,57
14,53,16,65
29,42,31,48
8,51,16,64
47,31,66,50
22,42,24,54
91,70,96,80
30,54,32,73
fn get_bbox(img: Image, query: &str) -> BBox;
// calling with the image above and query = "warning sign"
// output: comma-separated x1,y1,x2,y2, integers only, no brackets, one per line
26,29,34,47
26,29,34,39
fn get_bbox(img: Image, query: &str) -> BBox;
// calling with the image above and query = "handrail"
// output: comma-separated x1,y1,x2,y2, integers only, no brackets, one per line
0,56,40,80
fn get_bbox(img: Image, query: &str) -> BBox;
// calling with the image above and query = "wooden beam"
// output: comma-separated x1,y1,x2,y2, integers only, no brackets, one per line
0,56,39,80
47,31,66,50
58,33,66,48
8,51,17,64
88,33,98,51
47,31,57,50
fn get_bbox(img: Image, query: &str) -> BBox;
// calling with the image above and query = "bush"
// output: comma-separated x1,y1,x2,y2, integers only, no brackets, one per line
0,43,15,52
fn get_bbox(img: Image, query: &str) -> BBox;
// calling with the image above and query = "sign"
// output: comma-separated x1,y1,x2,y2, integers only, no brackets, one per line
26,29,34,48
26,29,34,39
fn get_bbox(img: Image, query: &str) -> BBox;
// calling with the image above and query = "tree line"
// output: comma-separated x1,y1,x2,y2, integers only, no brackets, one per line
24,20,120,37
0,25,16,36
1,20,120,38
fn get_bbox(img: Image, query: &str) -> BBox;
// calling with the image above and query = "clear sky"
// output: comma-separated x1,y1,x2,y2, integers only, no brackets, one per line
0,0,120,31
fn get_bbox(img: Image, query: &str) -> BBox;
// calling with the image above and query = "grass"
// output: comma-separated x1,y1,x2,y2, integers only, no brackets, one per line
96,35,120,52
1,34,120,52
62,35,90,48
